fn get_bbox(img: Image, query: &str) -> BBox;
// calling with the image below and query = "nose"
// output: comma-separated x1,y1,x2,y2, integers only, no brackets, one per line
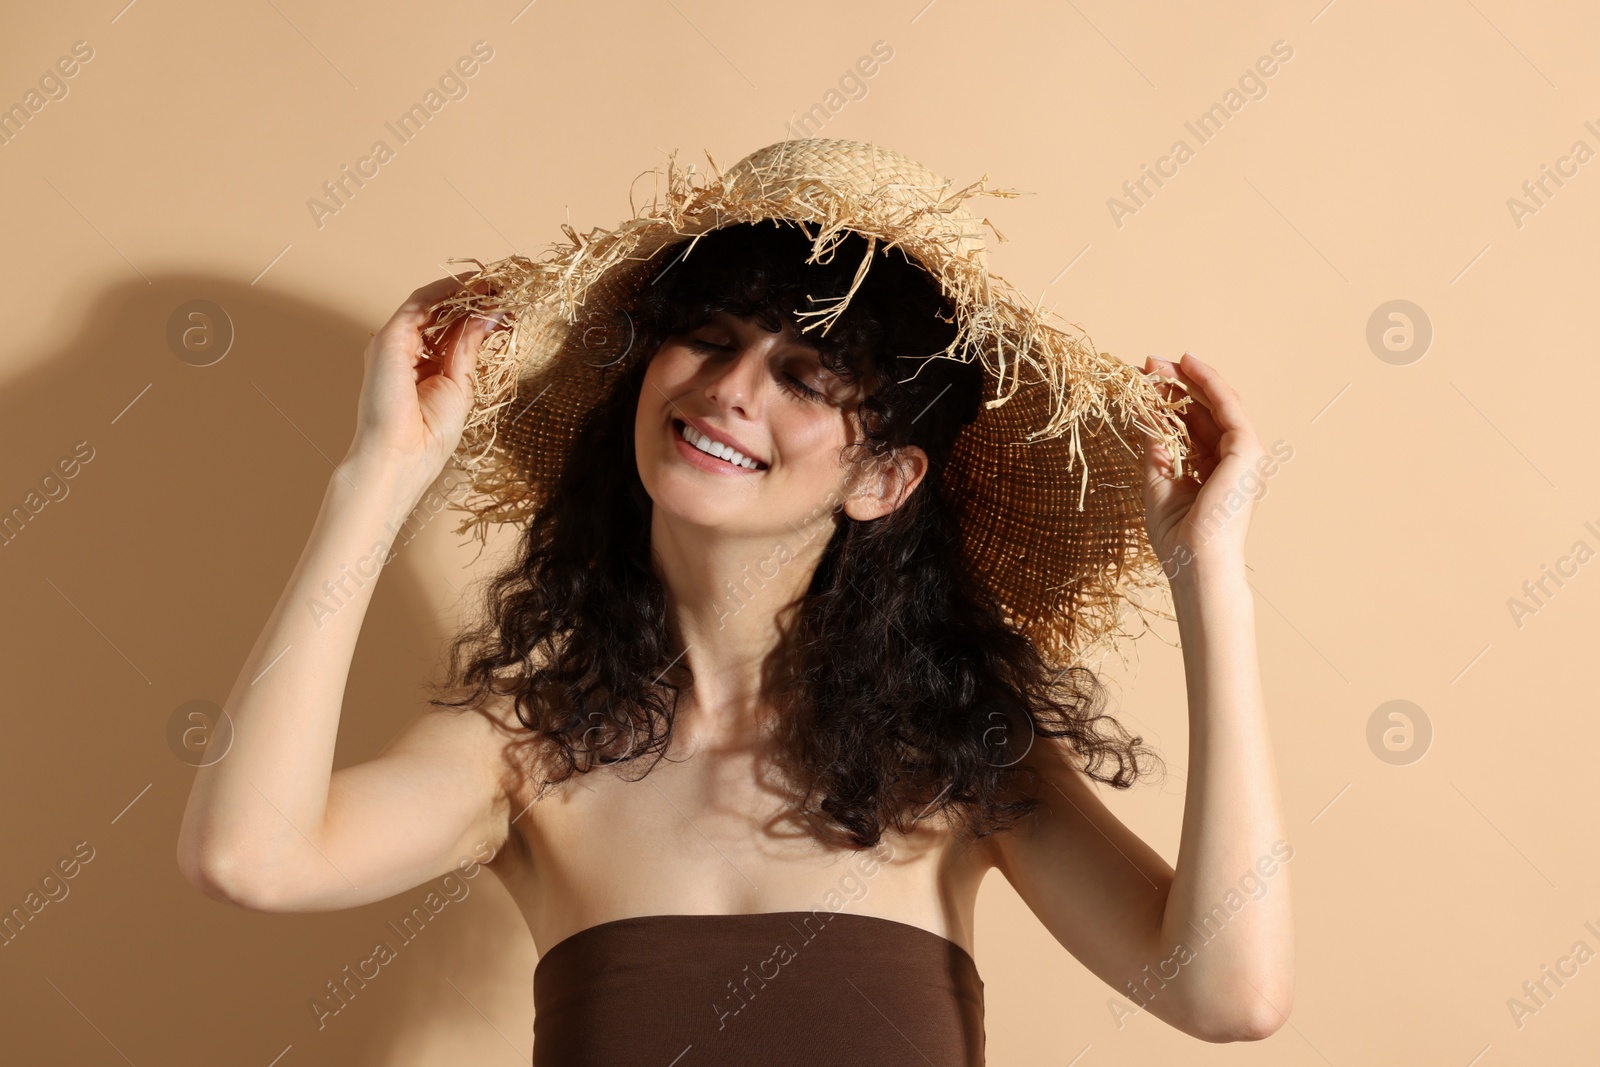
701,341,768,417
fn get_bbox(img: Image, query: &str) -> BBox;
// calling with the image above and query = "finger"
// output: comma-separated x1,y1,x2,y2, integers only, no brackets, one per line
406,274,482,310
1149,355,1208,408
1138,361,1185,478
388,274,494,345
1142,356,1191,412
1147,357,1228,483
1140,428,1178,483
1143,360,1210,472
1150,356,1223,446
1141,359,1184,443
425,307,500,389
1179,354,1255,437
392,276,474,331
445,311,503,388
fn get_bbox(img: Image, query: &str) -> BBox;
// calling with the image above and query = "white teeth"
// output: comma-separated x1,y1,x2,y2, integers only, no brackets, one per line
679,421,760,470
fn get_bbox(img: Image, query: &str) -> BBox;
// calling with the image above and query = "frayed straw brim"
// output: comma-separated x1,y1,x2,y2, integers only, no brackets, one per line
423,138,1193,667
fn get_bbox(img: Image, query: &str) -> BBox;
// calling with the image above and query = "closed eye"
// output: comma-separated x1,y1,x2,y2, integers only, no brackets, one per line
779,374,825,401
683,337,826,402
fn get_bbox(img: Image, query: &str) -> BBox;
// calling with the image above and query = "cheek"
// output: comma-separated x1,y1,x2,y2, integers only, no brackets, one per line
646,347,695,389
639,349,703,426
638,353,664,402
636,353,680,427
773,411,851,481
634,357,673,467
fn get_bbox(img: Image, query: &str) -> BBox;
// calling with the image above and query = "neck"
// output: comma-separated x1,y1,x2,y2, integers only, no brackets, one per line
648,504,838,738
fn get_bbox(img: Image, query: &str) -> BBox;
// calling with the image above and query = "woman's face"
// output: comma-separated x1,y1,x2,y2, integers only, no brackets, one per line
634,310,913,536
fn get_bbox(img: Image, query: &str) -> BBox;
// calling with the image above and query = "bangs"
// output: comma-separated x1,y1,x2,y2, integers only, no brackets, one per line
637,220,960,400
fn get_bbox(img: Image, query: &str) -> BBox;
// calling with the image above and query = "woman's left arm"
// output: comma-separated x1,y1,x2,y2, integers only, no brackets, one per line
1138,351,1295,1035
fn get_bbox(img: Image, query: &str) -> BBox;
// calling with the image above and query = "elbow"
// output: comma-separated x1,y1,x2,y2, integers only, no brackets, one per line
1197,1007,1288,1043
177,840,281,912
1190,979,1294,1043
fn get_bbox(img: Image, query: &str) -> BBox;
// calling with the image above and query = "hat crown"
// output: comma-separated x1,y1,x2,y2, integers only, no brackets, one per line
712,138,991,269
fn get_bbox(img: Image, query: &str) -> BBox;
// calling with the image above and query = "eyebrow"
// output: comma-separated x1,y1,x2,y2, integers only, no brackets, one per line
702,311,826,359
695,311,866,397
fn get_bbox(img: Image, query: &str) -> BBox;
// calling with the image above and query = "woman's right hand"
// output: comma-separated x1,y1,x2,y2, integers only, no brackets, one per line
345,275,504,486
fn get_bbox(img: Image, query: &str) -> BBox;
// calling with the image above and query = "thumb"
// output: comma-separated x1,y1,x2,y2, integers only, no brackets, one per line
445,310,505,394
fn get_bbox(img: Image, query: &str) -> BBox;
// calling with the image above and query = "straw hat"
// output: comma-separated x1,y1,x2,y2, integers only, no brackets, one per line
423,138,1194,666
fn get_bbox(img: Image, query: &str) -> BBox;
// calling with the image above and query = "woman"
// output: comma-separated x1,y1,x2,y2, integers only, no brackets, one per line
178,140,1292,1063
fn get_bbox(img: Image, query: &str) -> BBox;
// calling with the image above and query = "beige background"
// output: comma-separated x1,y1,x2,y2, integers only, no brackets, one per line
2,0,1597,1063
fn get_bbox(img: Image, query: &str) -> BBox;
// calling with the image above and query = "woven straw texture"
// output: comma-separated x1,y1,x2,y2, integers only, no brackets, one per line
424,138,1194,666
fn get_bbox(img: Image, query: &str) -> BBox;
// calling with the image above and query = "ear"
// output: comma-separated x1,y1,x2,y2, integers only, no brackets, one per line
842,447,929,521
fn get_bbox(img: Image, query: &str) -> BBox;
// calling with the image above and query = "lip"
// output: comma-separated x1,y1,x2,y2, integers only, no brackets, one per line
678,415,766,465
671,417,767,474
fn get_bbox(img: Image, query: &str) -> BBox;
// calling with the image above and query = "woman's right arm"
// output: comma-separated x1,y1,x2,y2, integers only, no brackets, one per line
176,276,517,912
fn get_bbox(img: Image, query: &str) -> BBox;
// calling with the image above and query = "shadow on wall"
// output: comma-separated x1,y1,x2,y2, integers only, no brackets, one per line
0,274,536,1067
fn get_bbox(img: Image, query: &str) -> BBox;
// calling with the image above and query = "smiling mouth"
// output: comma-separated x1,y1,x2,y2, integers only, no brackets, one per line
673,419,767,471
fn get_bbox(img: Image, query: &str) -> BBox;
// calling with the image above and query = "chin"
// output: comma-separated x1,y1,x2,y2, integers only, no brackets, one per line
637,454,748,528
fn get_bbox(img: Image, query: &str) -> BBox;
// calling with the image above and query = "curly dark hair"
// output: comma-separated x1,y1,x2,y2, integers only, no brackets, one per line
427,220,1163,849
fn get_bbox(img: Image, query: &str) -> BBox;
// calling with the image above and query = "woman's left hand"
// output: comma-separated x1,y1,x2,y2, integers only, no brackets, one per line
1139,353,1267,581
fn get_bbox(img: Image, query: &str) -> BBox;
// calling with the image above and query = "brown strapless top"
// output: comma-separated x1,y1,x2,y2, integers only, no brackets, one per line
532,910,985,1065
